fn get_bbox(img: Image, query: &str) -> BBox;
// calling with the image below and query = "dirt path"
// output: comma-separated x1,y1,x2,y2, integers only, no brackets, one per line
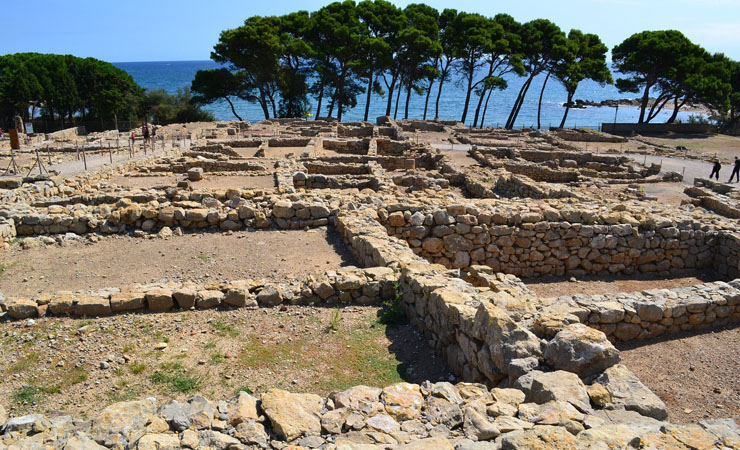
619,325,740,424
107,175,276,190
0,228,355,297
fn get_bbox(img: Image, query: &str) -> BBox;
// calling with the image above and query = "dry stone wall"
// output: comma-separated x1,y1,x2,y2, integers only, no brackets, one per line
378,203,721,278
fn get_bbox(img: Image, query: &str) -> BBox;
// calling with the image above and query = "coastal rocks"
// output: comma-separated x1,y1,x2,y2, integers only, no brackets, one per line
543,323,620,377
595,364,668,420
498,425,577,450
260,388,323,441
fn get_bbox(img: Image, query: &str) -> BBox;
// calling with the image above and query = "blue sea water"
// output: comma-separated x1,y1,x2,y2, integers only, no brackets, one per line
114,60,699,128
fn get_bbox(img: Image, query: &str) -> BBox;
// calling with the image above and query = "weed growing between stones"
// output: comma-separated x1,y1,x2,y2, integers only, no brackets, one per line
378,281,407,325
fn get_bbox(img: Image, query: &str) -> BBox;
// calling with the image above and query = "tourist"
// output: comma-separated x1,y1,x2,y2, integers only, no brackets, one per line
152,125,157,144
130,131,135,143
143,124,150,143
710,160,721,180
729,157,740,183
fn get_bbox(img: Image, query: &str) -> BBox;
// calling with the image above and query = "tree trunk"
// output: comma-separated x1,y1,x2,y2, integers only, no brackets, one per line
258,86,270,119
404,83,412,119
472,86,488,128
536,71,552,130
393,79,402,119
327,89,337,118
225,97,243,121
461,68,474,124
337,66,347,122
506,75,534,129
638,83,651,124
559,91,575,129
480,86,494,128
434,70,446,120
363,71,374,122
314,80,325,120
666,97,686,124
385,73,398,116
423,79,434,120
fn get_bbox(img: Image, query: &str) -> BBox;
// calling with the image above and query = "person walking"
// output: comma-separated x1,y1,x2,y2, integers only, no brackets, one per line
729,157,740,183
143,124,150,143
710,160,722,180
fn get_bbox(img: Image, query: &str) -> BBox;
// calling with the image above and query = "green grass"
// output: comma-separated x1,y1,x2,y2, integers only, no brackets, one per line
9,352,40,373
0,262,16,277
204,341,217,350
130,362,147,374
235,385,254,396
210,353,225,365
150,361,202,393
196,253,214,263
378,282,408,325
12,384,61,404
212,320,239,338
325,309,343,333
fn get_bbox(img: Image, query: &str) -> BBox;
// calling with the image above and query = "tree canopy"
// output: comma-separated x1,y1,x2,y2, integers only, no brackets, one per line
188,1,738,130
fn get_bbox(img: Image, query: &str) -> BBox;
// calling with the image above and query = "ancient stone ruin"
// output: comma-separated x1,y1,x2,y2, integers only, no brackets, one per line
0,118,738,449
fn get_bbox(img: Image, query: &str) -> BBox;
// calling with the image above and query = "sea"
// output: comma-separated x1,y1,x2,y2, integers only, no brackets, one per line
114,60,699,128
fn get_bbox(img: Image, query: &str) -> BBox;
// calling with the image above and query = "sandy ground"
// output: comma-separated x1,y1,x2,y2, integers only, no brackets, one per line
107,175,277,190
233,147,313,158
0,228,355,297
0,305,451,418
524,272,719,299
619,324,740,424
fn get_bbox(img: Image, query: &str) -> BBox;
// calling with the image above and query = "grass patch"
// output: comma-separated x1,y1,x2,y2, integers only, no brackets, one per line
130,362,147,374
315,321,406,393
235,385,254,396
378,282,408,326
210,353,225,365
238,335,298,369
0,262,17,277
212,320,239,338
204,341,217,350
150,361,202,393
58,367,88,388
12,384,60,404
195,253,214,263
9,352,40,373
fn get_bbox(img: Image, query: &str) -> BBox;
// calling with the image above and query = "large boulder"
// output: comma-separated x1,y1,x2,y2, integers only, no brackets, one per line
526,371,591,413
331,385,383,415
5,298,38,319
90,398,156,448
260,388,323,441
498,425,577,450
136,433,181,450
187,167,203,181
159,396,217,431
473,302,542,373
595,364,668,420
543,323,620,377
381,383,423,421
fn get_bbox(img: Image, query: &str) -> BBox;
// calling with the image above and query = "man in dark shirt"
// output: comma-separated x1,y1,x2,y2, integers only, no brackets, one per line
729,157,740,183
710,160,721,180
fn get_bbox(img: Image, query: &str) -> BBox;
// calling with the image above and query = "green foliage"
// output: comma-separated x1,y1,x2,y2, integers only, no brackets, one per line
212,320,239,338
0,53,142,128
150,361,202,393
140,87,214,125
378,281,408,325
326,309,344,333
611,30,731,124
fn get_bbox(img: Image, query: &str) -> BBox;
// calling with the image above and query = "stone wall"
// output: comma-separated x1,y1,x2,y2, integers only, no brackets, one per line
321,139,370,155
1,267,397,320
538,280,740,343
378,204,717,277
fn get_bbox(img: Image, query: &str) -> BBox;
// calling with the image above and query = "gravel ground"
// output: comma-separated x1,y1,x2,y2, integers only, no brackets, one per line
0,305,451,418
0,228,356,297
523,272,719,299
619,324,740,424
107,175,277,190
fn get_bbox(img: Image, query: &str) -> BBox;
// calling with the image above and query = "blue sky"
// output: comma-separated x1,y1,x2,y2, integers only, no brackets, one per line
3,0,740,62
